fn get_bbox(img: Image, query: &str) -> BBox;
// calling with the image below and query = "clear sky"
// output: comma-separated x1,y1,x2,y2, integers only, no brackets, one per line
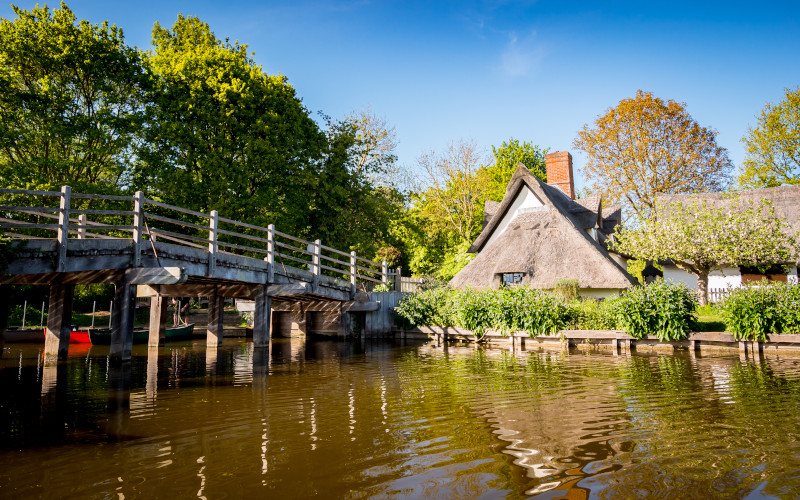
5,1,800,191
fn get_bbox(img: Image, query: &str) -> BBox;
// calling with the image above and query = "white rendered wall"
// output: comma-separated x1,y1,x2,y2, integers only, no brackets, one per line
663,265,697,289
789,264,799,284
708,267,742,289
484,186,545,249
579,288,621,300
663,266,742,291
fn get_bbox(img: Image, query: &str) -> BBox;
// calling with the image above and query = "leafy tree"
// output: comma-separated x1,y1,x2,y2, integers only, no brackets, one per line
484,139,548,201
134,15,325,231
574,90,732,223
0,2,150,192
307,114,404,260
739,87,800,188
612,197,797,305
415,139,491,244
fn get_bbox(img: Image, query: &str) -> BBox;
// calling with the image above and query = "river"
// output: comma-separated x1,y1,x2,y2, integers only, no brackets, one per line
1,338,799,498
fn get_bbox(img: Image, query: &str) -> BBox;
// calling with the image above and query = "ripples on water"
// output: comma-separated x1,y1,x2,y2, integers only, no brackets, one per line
2,338,800,499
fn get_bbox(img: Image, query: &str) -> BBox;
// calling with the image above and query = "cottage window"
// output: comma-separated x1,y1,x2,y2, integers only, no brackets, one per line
739,264,787,284
502,273,523,286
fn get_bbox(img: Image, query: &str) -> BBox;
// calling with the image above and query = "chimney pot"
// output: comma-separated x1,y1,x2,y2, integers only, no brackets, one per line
545,151,575,199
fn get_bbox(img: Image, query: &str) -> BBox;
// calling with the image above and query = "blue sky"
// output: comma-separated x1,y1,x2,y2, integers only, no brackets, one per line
5,1,800,191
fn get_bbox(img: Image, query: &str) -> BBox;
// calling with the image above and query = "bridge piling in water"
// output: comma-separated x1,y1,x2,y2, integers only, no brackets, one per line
44,281,74,361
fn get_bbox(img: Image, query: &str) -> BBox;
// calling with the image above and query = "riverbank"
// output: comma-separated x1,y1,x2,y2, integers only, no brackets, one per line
397,326,800,356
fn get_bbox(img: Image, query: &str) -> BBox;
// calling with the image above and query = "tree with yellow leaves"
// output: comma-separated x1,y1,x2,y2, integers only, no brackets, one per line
574,90,732,223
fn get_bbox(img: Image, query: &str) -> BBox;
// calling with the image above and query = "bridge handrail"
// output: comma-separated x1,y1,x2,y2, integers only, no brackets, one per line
0,185,396,289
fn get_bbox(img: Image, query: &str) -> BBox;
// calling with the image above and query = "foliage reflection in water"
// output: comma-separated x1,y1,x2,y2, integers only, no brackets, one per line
1,338,800,498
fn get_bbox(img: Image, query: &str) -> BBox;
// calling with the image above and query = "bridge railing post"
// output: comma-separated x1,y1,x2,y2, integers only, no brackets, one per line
132,191,144,267
350,251,357,295
381,260,388,287
266,224,275,283
56,186,71,272
77,214,87,239
208,210,218,277
395,266,402,291
312,239,321,290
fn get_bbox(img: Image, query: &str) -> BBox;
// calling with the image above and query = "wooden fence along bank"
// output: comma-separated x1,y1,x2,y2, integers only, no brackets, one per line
0,186,400,361
395,326,800,359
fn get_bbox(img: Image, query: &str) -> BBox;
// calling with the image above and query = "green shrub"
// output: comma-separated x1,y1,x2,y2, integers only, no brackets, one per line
552,279,580,303
720,283,800,340
609,280,697,341
394,286,457,329
564,299,618,330
450,287,496,337
396,285,567,337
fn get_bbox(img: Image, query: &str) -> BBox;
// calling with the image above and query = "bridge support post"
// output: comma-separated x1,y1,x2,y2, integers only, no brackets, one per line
253,287,272,347
110,277,137,362
148,295,168,347
0,285,10,355
44,280,75,361
207,289,224,347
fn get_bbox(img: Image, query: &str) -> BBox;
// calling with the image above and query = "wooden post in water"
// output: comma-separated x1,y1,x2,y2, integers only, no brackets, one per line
207,286,224,347
44,280,74,361
253,285,272,347
208,210,218,277
148,295,168,347
0,285,9,353
109,276,136,362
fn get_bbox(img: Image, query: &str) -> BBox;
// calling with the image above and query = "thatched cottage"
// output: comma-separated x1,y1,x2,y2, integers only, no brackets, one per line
657,186,800,298
449,151,636,299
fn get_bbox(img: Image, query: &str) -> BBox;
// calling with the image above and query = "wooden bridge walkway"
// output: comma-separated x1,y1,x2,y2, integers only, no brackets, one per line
0,186,395,361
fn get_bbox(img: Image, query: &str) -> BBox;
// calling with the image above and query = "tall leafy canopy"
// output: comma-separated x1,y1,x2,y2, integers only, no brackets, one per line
612,198,797,305
739,86,800,188
484,138,548,201
574,90,732,223
135,15,325,231
307,114,404,259
0,2,150,192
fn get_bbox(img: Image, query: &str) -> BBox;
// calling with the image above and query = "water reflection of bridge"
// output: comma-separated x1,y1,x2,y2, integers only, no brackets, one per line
0,186,395,361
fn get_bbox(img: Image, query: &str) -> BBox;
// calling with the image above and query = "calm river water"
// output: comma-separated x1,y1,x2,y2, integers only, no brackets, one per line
2,338,800,499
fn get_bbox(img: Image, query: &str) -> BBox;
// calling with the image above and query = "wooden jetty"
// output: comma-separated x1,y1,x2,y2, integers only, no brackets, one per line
0,186,394,362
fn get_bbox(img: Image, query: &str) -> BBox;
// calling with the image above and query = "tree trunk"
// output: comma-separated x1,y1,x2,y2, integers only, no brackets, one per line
697,270,710,306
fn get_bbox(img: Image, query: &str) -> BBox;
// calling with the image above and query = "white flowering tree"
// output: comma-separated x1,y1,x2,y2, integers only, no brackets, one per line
612,197,798,305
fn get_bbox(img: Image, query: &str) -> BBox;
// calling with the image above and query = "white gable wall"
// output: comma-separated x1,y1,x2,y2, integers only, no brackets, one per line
664,265,742,291
484,186,545,250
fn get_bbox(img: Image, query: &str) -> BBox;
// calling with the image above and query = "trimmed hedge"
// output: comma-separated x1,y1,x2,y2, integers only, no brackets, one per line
720,283,800,341
395,280,698,340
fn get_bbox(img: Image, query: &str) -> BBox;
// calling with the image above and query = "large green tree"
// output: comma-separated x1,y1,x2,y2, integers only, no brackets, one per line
574,90,732,223
739,87,800,188
612,197,797,305
0,2,150,192
306,113,404,260
134,15,325,231
484,138,548,201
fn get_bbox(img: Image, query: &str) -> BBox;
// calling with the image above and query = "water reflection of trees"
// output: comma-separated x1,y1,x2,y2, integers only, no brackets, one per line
401,346,800,499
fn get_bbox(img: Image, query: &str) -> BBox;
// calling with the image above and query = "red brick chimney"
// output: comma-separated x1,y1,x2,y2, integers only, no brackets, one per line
545,151,575,200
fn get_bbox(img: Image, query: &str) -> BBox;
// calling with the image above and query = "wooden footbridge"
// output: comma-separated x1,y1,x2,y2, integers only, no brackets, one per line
0,186,393,361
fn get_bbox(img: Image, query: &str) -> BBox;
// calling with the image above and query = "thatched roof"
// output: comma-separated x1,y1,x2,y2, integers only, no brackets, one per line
483,200,501,229
452,164,635,290
658,185,800,237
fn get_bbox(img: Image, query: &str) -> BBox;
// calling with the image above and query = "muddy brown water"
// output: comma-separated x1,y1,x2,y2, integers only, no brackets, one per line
1,338,800,499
